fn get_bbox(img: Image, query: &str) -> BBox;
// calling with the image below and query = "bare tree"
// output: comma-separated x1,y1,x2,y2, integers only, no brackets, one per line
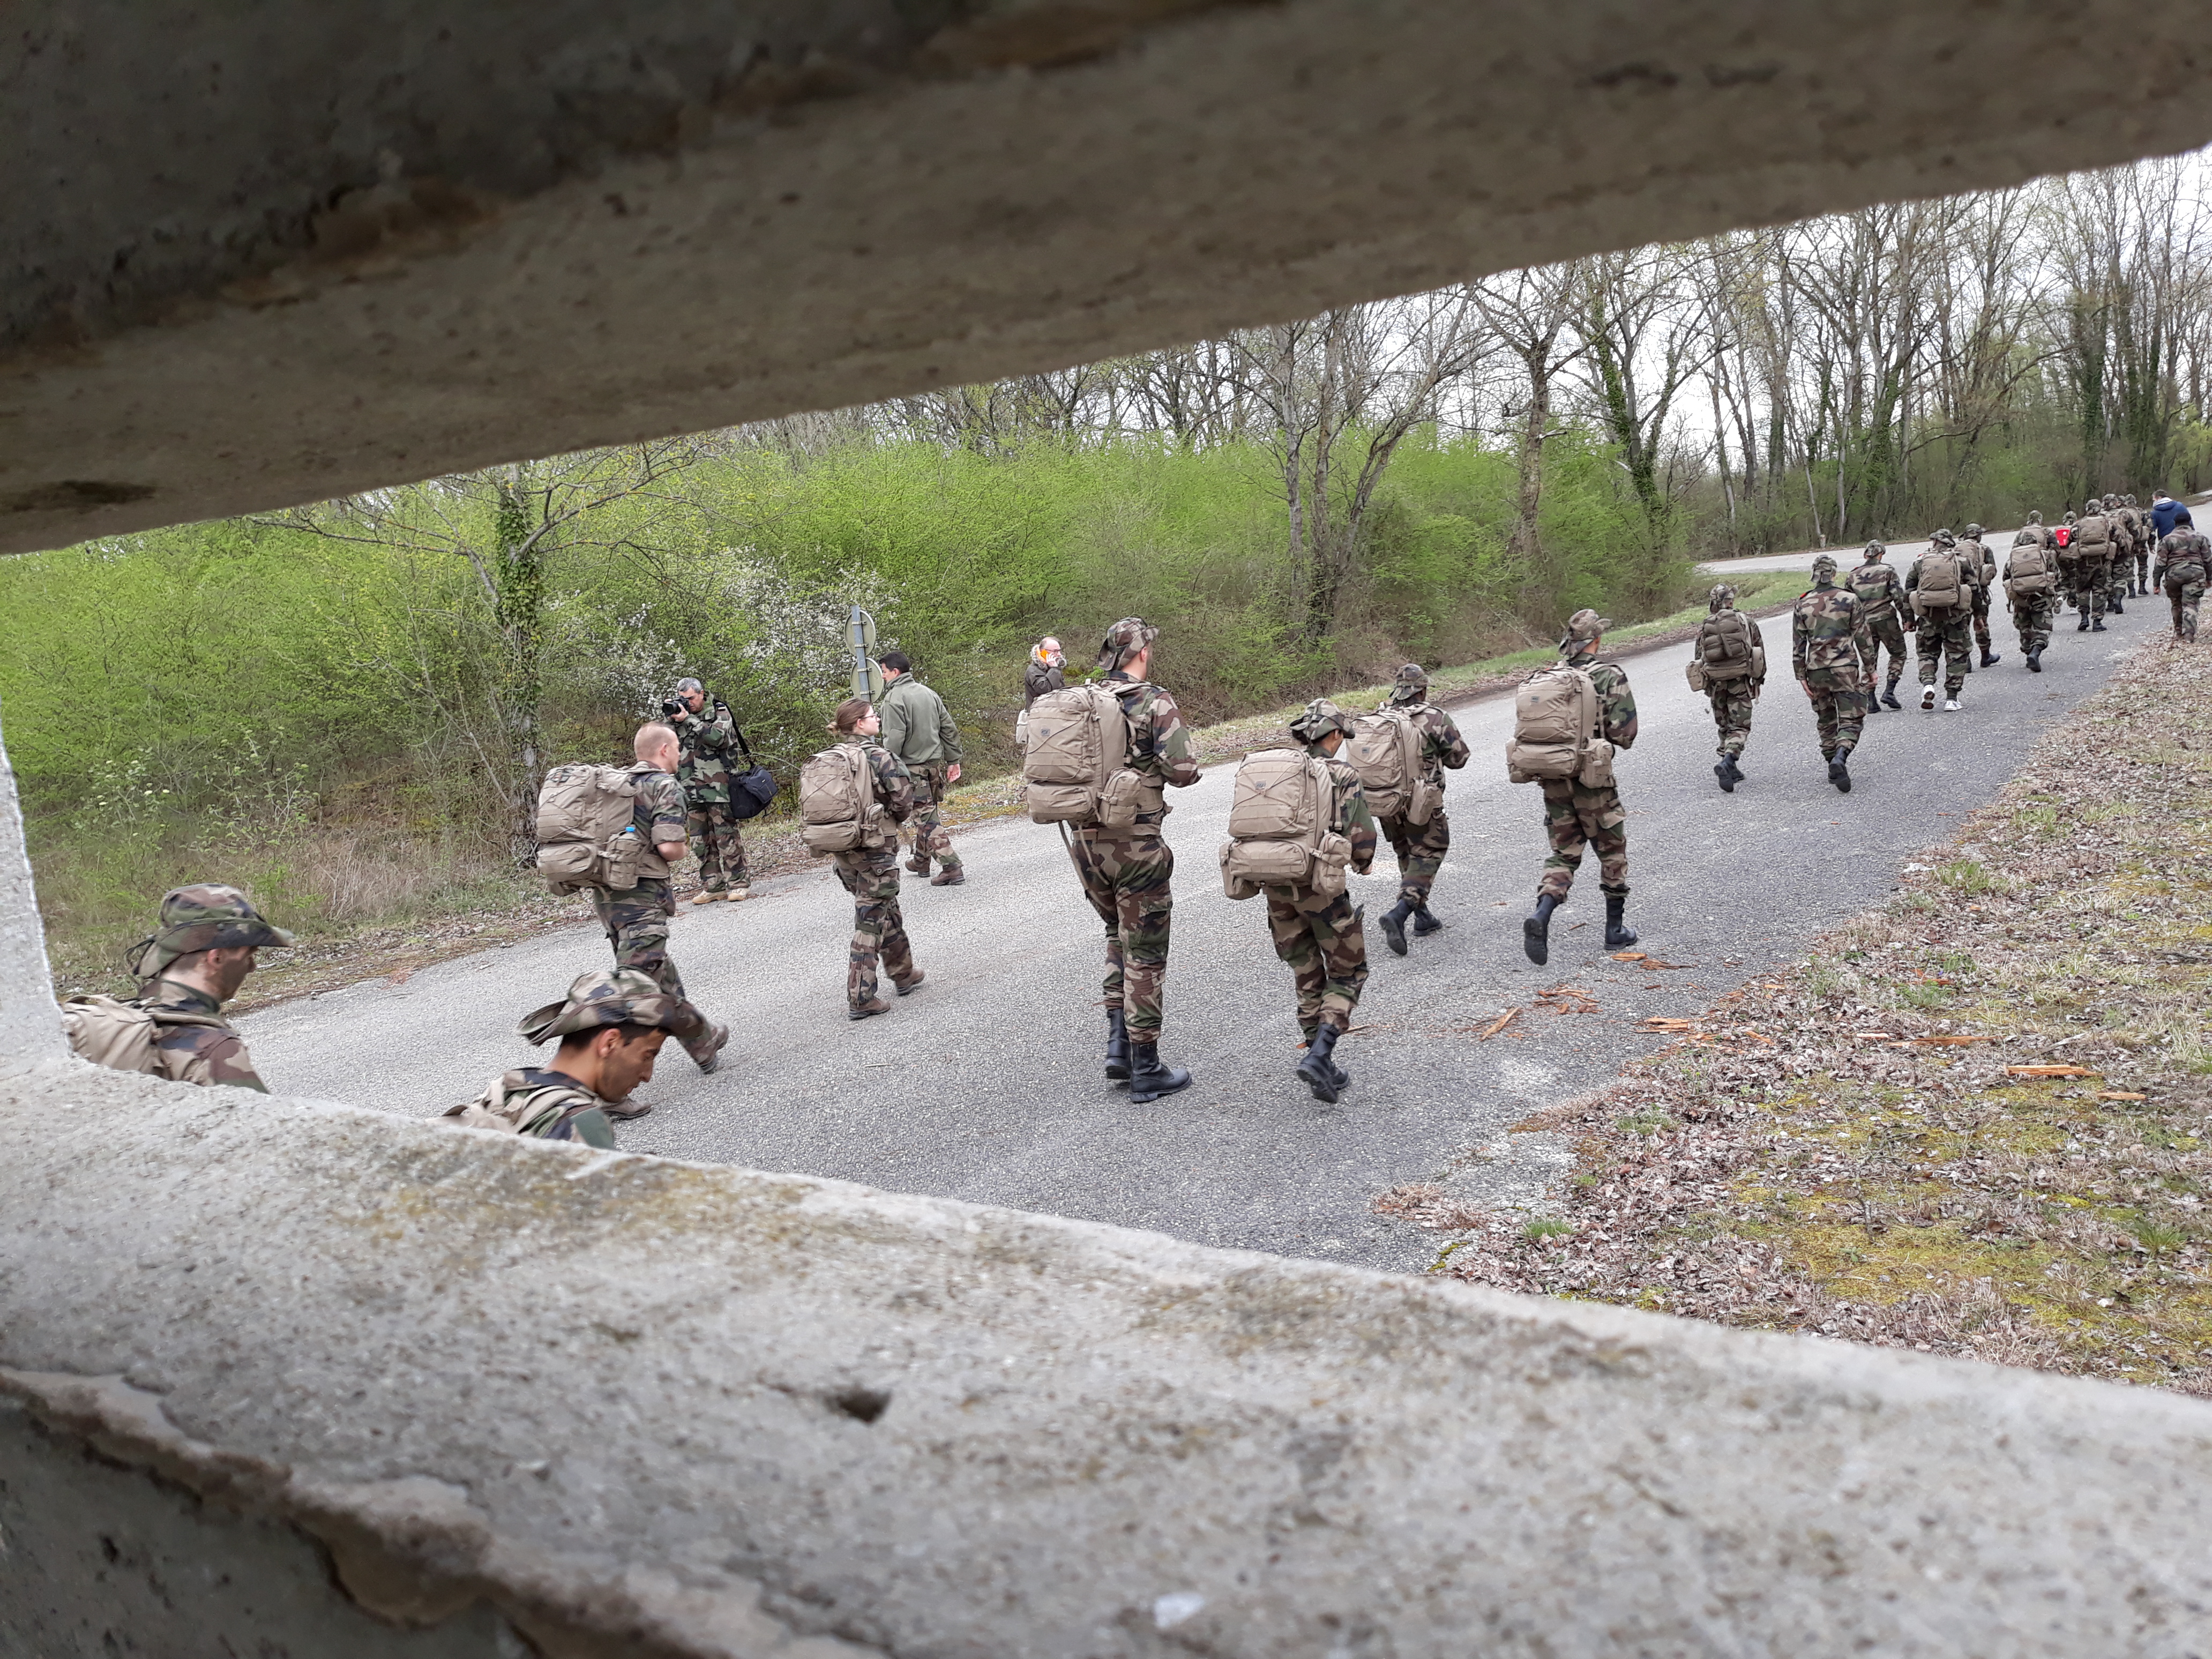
1471,264,1585,610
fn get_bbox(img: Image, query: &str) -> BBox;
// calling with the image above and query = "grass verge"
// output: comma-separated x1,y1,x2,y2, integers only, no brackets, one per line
1398,623,2212,1396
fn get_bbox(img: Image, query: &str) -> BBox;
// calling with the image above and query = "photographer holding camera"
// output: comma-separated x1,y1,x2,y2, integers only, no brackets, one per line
664,677,766,903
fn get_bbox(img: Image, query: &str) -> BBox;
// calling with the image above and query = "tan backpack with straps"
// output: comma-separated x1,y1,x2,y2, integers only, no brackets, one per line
1023,683,1145,831
535,765,654,894
1340,707,1428,823
798,744,884,853
1218,749,1352,900
61,993,225,1080
1507,665,1613,786
2006,533,2057,597
1911,550,1964,615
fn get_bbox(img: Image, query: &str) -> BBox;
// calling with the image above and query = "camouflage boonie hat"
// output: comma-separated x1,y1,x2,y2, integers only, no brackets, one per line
2027,510,2043,524
518,968,693,1045
1964,523,1984,539
1811,554,1838,579
1098,617,1159,670
1288,698,1354,743
1707,583,1736,610
126,883,294,980
1388,662,1429,702
1862,540,1886,559
1560,608,1610,647
1931,528,1957,548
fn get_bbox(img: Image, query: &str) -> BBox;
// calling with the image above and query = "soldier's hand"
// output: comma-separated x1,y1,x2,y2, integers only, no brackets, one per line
947,763,961,783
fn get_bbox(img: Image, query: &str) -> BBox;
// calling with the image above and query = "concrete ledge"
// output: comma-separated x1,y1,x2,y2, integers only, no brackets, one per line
4,1060,2210,1655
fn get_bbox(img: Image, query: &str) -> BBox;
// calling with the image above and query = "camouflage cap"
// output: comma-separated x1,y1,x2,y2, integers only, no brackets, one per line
1388,662,1430,702
1707,582,1737,610
1287,697,1354,743
1560,608,1611,646
1862,540,1886,559
126,883,294,980
1964,523,1984,539
518,968,695,1045
1931,528,1957,547
1098,616,1159,670
1811,553,1838,579
2027,510,2044,524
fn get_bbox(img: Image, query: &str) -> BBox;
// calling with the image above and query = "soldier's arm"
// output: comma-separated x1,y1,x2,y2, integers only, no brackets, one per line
1431,709,1471,769
873,749,916,821
648,777,688,859
696,701,738,754
879,687,910,759
1340,775,1379,874
1791,607,1810,678
1600,668,1639,749
936,692,965,768
1149,693,1202,787
174,1029,271,1093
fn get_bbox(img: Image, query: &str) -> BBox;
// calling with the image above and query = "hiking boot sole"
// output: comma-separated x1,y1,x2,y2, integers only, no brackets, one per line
1380,913,1408,956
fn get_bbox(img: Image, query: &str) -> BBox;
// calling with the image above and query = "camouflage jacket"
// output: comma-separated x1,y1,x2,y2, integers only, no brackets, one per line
1381,697,1472,785
843,737,916,823
139,980,268,1092
879,674,965,769
624,763,688,870
1792,582,1866,675
1560,648,1638,749
2116,507,2144,551
673,695,741,805
1845,559,1905,623
445,1067,617,1147
2157,528,2212,581
1102,672,1201,826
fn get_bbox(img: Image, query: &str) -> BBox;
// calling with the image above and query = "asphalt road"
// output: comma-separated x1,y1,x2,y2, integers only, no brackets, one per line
244,576,2154,1273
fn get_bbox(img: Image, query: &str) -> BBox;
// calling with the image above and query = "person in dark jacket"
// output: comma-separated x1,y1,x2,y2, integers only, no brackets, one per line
2151,491,2195,541
1024,638,1066,708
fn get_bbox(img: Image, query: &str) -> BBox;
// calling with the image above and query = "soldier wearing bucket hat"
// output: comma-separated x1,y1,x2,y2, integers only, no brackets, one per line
444,967,703,1141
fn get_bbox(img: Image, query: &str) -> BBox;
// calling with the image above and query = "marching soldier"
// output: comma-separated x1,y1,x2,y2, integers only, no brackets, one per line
1906,530,1976,710
1792,554,1867,792
1521,609,1639,965
2004,525,2061,671
1265,700,1379,1103
1960,524,2002,667
877,651,967,887
2156,521,2212,644
444,968,707,1139
1844,543,1909,712
2117,494,2150,597
1070,618,1201,1102
1691,583,1765,790
2102,495,2130,615
822,698,925,1019
2067,503,2113,632
668,677,751,903
1372,663,1470,954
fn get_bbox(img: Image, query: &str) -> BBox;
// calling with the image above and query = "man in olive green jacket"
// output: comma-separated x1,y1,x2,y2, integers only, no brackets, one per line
876,651,967,886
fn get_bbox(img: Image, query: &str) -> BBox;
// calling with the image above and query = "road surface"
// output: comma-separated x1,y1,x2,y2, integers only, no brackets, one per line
244,581,2154,1273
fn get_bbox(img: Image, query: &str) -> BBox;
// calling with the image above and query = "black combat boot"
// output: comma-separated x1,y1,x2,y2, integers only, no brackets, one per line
2093,619,2108,632
1881,684,1902,710
1523,893,1562,966
1714,759,1735,793
1603,892,1638,949
1104,1008,1131,1082
2027,645,2043,672
2078,612,2090,631
1379,898,1414,957
1725,756,1745,787
1828,746,1853,794
1296,1024,1345,1103
1127,1043,1192,1104
1411,902,1444,937
1979,647,2000,667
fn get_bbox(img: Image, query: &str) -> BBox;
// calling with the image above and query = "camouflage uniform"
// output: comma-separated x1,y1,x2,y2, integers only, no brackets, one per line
1905,533,1975,701
443,968,706,1147
1692,584,1765,780
832,737,921,1014
2103,497,2132,610
1844,545,1909,707
1373,663,1470,921
589,762,726,1068
2117,497,2150,595
672,685,750,896
111,884,294,1090
2004,528,2061,663
1960,525,2000,664
1536,620,1638,903
2157,527,2211,643
1264,702,1381,1042
1792,555,1866,775
2064,510,2112,627
878,669,965,879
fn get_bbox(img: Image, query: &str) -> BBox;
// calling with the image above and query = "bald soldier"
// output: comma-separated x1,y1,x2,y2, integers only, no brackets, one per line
63,883,294,1089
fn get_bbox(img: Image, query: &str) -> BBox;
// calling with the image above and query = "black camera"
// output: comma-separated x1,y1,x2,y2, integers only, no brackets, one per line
660,697,684,719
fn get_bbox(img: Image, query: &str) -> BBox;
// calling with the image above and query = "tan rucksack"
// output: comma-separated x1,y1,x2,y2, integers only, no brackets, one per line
2006,535,2056,596
444,1071,614,1144
798,744,884,853
1217,749,1351,900
2075,512,2111,550
1911,551,1964,615
1695,610,1763,681
1341,707,1427,823
1506,666,1611,786
1023,684,1143,831
535,765,651,894
60,994,222,1081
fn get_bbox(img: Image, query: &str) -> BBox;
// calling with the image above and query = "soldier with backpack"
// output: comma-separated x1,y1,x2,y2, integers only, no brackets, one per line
2099,496,2129,615
1960,525,2002,667
1220,700,1378,1103
1513,609,1639,966
1356,664,1469,955
667,677,756,905
2155,522,2212,643
1906,530,1976,711
1792,555,1867,790
1028,617,1200,1102
2004,525,2061,671
1687,584,1766,792
62,884,292,1089
877,651,966,887
2117,495,2150,597
1845,542,1910,712
444,968,704,1140
802,698,925,1019
536,723,730,1073
2066,504,2114,631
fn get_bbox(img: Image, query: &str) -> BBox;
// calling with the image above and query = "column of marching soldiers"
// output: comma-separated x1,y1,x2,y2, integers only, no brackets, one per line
58,495,2212,1141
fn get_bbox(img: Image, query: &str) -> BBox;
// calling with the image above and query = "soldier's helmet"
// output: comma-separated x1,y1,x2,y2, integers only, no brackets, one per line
1931,528,1957,548
1707,582,1737,611
2127,493,2140,505
125,883,295,982
1862,540,1886,560
1964,523,1984,540
1811,554,1838,580
518,968,697,1046
2027,510,2044,524
1287,698,1354,743
1388,662,1429,703
1098,617,1159,670
1560,608,1611,649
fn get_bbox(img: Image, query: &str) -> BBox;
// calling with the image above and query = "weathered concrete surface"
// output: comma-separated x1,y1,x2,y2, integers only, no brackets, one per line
4,1064,2212,1657
0,736,61,1066
9,0,2212,555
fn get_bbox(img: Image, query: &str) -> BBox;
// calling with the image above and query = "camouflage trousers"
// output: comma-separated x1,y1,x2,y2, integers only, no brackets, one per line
1379,808,1450,907
1705,679,1755,759
1264,887,1369,1037
903,763,961,872
685,799,749,892
589,878,712,1056
1536,779,1627,901
832,842,915,1007
1970,588,1993,655
1915,606,1973,694
2166,569,2207,642
2137,546,2154,592
2107,555,2132,604
1069,827,1173,1041
2065,558,2109,621
1854,614,1909,690
2010,588,2059,653
1803,664,1864,757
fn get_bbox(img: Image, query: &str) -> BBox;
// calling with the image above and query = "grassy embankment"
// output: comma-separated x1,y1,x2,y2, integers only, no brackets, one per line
1402,624,2212,1396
